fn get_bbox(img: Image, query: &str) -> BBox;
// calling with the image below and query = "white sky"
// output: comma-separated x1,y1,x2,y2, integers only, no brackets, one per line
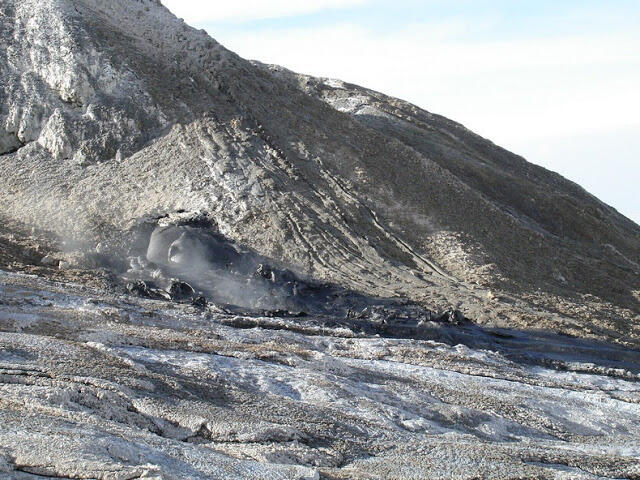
162,0,640,224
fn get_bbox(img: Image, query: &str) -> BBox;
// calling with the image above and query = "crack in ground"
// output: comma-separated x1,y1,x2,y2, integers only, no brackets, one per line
13,465,77,479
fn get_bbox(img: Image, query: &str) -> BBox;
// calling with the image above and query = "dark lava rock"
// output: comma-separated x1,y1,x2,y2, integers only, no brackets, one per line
126,280,170,300
255,263,275,282
191,295,207,308
434,309,469,325
263,309,307,318
168,280,196,301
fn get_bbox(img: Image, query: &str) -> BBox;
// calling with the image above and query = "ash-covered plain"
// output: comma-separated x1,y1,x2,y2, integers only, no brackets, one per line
0,0,639,478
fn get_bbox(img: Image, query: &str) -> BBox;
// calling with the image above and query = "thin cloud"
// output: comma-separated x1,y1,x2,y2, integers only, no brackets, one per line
161,0,370,23
216,23,640,140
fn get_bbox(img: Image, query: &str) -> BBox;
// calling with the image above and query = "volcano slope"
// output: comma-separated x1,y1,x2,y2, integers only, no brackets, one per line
0,0,639,478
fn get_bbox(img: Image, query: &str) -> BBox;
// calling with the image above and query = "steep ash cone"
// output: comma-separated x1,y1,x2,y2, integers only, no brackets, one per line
0,0,638,341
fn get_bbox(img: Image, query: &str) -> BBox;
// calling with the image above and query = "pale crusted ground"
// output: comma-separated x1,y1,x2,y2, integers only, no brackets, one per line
1,270,639,479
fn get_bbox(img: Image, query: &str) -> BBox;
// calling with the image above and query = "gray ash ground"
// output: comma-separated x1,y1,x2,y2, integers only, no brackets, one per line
0,216,639,479
1,268,639,480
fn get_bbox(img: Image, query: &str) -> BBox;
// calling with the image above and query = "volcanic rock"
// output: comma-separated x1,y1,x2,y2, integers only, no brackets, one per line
0,0,639,478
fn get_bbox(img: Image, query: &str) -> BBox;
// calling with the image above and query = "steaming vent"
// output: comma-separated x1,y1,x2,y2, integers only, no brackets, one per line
121,216,469,327
124,218,317,313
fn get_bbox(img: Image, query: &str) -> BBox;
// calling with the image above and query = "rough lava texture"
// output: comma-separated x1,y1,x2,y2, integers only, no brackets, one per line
1,272,639,479
0,0,639,478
